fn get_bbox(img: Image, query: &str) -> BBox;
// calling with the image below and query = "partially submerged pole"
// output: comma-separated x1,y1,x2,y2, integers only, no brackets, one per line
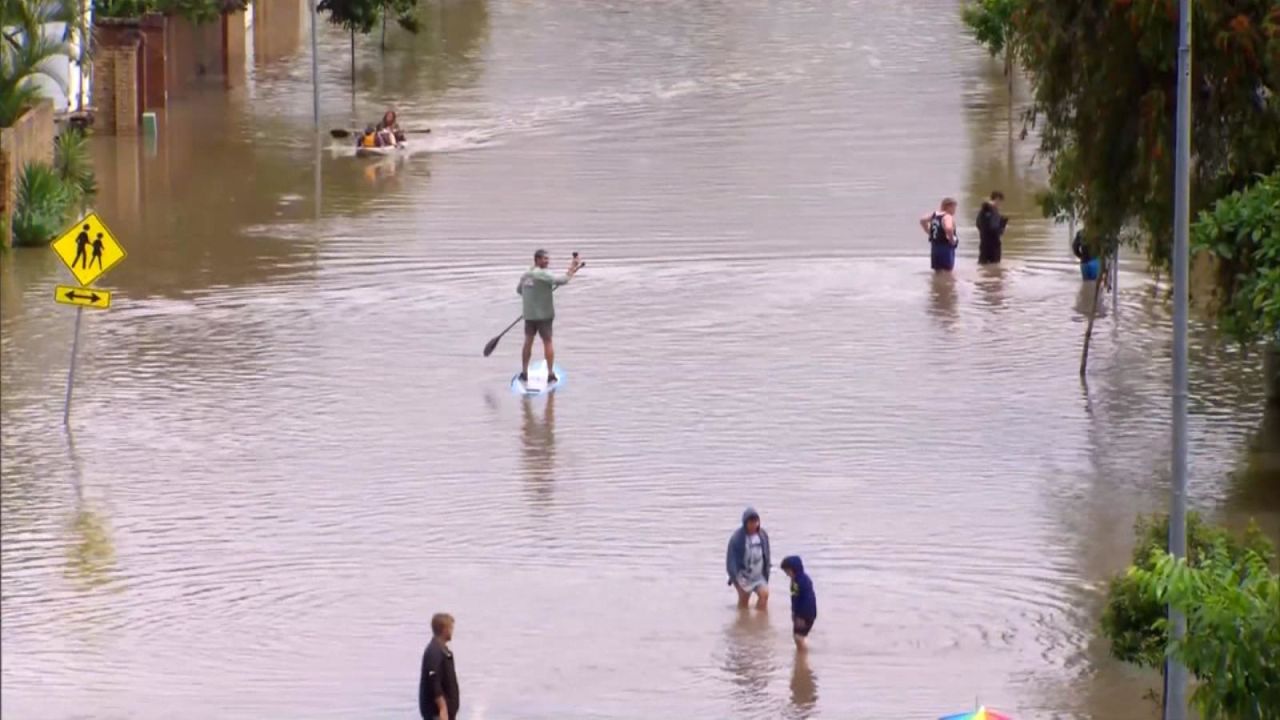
1165,0,1193,717
1080,253,1109,376
310,0,320,128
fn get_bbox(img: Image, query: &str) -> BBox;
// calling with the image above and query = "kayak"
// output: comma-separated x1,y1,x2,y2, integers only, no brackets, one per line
355,141,412,158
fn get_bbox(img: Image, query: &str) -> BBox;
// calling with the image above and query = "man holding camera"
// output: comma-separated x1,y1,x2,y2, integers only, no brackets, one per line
517,249,583,384
976,190,1009,265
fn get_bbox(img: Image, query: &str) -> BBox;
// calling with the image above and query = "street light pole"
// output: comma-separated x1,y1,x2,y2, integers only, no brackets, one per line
310,0,320,128
1165,0,1193,718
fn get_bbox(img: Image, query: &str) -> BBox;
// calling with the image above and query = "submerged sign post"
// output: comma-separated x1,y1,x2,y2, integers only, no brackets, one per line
50,211,126,425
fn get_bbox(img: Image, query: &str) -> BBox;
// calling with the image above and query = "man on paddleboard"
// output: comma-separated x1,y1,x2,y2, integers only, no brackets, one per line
517,249,583,384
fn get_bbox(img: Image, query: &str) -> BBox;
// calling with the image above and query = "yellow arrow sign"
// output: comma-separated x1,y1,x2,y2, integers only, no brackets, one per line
55,285,112,309
50,211,127,287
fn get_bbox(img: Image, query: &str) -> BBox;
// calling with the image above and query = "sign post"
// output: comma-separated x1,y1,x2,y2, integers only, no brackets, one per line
49,211,127,425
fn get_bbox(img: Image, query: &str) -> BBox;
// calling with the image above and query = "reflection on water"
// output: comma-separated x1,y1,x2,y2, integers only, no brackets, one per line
789,650,819,719
2,0,1278,717
722,610,776,715
929,271,960,330
520,394,556,505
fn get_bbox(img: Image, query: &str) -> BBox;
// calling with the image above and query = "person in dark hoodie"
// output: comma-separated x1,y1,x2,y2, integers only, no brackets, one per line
975,190,1008,265
781,556,817,650
726,507,771,610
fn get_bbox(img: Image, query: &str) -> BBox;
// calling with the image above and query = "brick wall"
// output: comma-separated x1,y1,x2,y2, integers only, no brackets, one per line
96,42,142,135
0,100,56,248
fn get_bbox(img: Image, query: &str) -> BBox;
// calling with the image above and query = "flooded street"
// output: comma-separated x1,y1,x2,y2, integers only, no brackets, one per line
2,0,1277,717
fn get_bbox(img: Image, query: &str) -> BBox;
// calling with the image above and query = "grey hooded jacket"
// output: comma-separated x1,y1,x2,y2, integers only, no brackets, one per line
725,506,771,585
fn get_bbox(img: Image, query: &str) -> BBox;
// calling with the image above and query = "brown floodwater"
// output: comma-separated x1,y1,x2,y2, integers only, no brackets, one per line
2,0,1277,718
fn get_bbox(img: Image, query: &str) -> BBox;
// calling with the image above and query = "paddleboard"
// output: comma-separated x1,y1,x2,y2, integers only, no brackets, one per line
511,360,565,396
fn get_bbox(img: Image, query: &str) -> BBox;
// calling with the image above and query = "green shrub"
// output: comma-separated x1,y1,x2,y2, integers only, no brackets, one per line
11,162,72,247
1100,512,1276,669
1131,543,1280,719
1192,172,1280,346
53,128,97,209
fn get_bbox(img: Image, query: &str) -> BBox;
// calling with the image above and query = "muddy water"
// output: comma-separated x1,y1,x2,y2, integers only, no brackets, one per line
2,0,1277,718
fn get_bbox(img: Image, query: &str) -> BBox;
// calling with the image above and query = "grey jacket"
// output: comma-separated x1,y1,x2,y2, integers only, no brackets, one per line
725,507,770,585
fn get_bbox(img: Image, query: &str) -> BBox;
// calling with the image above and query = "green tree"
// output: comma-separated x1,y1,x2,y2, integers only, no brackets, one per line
1191,171,1280,346
1101,512,1275,669
1130,543,1280,719
317,0,421,83
961,0,1021,84
1009,0,1280,270
1,0,83,126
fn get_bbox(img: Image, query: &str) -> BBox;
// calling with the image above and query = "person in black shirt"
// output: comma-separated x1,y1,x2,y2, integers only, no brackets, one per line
419,613,460,720
975,190,1008,265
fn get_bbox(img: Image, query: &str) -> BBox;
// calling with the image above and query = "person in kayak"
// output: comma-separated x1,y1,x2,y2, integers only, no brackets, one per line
975,190,1008,265
377,109,406,145
726,507,771,610
921,197,959,272
517,249,582,384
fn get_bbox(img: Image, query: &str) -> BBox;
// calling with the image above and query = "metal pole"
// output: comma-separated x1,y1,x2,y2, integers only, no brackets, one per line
310,0,320,128
63,307,84,426
1165,0,1192,717
1112,244,1119,316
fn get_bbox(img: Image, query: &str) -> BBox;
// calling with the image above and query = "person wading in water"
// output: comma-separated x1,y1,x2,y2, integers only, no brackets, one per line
726,507,771,610
975,190,1008,265
516,249,583,384
920,197,959,272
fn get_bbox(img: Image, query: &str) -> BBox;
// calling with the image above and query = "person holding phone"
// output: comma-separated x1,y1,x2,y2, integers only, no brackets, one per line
516,249,583,384
976,190,1009,265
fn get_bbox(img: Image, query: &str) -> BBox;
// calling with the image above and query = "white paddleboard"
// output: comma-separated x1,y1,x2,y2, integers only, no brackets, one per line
511,360,564,396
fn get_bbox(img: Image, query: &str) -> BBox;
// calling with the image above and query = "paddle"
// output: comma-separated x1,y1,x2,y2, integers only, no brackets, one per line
482,258,584,358
330,127,432,139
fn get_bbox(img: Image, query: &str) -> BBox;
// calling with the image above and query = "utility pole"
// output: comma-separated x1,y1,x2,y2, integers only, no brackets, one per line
1165,0,1193,718
311,0,320,128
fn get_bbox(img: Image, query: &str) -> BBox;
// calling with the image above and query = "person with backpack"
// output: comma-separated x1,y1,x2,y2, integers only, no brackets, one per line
920,197,959,272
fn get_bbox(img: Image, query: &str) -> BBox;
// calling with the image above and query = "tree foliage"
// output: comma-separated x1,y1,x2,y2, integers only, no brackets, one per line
93,0,250,25
1131,542,1280,720
1192,171,1280,345
1008,1,1280,271
1,0,82,126
317,0,420,37
1100,512,1275,669
961,0,1020,61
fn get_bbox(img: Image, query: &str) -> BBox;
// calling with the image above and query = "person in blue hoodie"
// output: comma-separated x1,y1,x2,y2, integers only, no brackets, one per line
726,507,771,610
781,556,817,650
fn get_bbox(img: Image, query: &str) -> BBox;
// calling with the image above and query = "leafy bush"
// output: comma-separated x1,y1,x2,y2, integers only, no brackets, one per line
1131,543,1280,720
1192,172,1280,346
53,128,97,209
1,0,81,127
1100,512,1275,669
11,162,73,247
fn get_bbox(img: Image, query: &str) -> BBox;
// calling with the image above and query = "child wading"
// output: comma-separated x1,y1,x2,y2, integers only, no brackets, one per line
781,556,817,650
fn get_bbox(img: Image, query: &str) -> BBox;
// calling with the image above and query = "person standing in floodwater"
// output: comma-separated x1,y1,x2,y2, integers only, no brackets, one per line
921,197,959,272
517,249,583,384
726,507,771,610
975,190,1008,265
419,613,460,720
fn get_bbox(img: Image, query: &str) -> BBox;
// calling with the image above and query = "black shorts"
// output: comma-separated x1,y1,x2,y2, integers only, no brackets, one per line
793,616,815,637
524,319,553,340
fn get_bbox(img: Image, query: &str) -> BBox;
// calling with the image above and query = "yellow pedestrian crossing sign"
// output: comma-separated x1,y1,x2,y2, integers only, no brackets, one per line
51,211,126,286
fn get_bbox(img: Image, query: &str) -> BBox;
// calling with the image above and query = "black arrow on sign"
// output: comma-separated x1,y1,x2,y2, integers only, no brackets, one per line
64,290,102,303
